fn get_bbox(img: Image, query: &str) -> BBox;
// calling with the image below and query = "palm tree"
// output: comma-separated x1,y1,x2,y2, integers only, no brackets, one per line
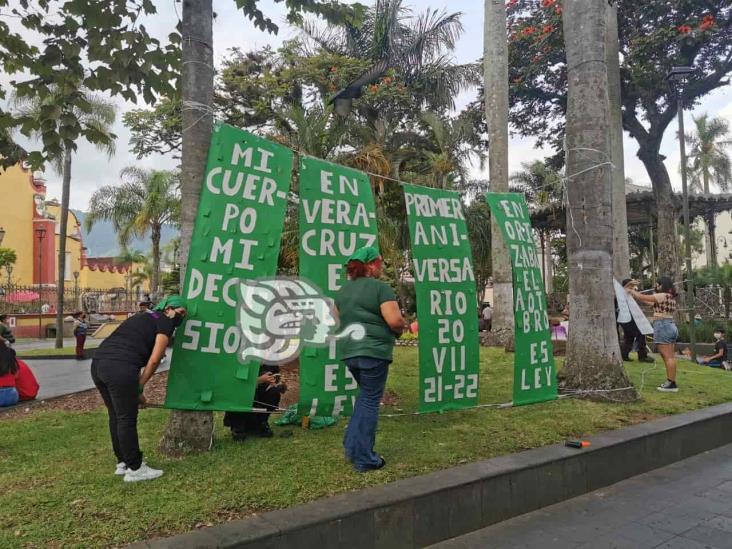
420,112,484,189
685,114,732,267
303,0,477,113
510,160,563,208
85,168,180,298
14,89,116,349
510,160,563,292
560,0,635,400
606,2,630,279
484,0,513,343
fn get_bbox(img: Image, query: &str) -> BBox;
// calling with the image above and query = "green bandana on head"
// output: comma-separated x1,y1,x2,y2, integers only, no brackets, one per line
154,295,187,312
347,246,380,264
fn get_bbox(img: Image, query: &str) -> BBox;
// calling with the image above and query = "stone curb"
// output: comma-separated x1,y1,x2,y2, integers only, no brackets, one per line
129,402,732,549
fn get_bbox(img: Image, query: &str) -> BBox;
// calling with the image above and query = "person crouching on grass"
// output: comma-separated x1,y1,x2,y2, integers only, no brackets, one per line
223,364,287,440
91,295,187,482
334,246,406,472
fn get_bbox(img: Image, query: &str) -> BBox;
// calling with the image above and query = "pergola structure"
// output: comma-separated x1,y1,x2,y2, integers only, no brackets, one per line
530,191,732,288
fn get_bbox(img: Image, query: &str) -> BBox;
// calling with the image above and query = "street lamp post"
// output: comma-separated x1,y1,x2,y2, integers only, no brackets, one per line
35,227,47,339
667,66,696,361
73,271,80,310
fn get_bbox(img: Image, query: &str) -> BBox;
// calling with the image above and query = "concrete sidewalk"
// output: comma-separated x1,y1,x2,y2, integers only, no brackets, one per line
24,358,170,401
432,443,732,549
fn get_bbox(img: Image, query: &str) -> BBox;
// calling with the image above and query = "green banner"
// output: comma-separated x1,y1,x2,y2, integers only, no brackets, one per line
165,124,292,411
298,156,379,417
403,184,480,413
484,193,557,406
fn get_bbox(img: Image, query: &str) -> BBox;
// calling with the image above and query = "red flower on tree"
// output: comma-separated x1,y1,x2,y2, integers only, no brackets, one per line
522,26,536,36
700,15,715,31
541,0,555,7
543,24,553,34
555,6,562,16
677,25,692,34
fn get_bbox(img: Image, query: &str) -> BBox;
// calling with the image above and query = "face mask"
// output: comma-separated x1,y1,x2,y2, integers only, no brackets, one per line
714,333,722,340
172,312,185,327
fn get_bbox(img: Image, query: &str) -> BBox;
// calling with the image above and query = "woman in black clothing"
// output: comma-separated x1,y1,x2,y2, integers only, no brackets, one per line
91,295,187,482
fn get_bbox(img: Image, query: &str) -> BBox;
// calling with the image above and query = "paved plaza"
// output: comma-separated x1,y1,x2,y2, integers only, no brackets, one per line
432,443,732,549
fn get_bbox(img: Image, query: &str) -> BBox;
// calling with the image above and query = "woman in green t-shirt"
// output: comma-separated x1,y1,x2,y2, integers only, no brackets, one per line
335,246,405,472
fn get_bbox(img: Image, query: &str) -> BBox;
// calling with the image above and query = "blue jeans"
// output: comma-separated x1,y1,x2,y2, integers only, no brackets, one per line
697,358,722,368
343,357,390,471
0,386,19,407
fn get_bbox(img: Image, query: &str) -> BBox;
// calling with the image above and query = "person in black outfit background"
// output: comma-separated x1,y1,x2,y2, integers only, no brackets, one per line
619,278,654,363
91,295,187,483
224,364,287,440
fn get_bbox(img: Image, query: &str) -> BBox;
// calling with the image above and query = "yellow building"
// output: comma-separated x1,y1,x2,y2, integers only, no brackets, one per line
0,163,145,291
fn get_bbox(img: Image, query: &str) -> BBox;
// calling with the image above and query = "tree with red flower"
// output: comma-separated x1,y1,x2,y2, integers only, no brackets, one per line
677,24,692,34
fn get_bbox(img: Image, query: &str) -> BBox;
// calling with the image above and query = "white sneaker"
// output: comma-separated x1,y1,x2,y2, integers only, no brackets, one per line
123,462,163,483
114,462,127,476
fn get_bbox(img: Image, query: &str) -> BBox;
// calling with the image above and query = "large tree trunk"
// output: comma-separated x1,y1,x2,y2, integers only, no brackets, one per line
606,2,630,280
151,224,161,298
560,0,635,401
160,0,214,455
483,0,513,345
54,147,72,349
637,144,680,282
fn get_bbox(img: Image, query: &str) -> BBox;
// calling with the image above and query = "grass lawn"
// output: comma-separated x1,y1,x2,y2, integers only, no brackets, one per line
1,347,730,548
18,343,100,357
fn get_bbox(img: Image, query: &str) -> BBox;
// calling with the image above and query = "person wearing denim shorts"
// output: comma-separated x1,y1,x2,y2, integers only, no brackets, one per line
629,276,679,392
334,246,406,472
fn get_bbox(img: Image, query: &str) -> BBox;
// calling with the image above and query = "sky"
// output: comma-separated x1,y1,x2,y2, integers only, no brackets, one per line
4,0,732,210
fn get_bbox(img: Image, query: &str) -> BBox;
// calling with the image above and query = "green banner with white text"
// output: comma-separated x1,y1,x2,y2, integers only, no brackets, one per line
485,193,557,406
404,183,480,413
298,156,379,417
165,124,292,411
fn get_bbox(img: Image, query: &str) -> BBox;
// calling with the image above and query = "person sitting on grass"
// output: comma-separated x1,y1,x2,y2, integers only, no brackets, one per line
0,314,16,345
696,327,728,369
223,364,287,441
0,345,19,407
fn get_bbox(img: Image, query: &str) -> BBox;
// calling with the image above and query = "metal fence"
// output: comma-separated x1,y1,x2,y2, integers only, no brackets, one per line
0,283,143,315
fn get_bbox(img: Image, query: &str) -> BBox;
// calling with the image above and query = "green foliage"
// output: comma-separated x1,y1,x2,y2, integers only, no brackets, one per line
685,113,732,193
85,168,181,243
161,266,181,295
1,347,729,548
0,247,17,268
0,0,178,167
505,0,732,165
233,0,366,35
123,97,182,159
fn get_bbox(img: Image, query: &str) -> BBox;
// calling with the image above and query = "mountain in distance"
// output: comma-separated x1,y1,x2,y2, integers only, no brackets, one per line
72,209,178,257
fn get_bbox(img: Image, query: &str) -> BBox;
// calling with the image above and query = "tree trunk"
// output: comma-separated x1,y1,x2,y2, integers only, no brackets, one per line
484,0,513,345
606,2,630,280
151,223,161,298
560,0,635,401
702,169,716,268
637,145,680,283
160,0,214,455
545,233,554,293
55,147,72,349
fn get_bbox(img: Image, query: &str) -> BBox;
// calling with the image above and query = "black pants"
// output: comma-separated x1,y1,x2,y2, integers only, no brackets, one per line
224,383,281,433
91,359,143,469
620,322,648,359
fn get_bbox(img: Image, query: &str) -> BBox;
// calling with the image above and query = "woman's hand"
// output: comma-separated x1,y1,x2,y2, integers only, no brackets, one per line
258,373,276,385
138,393,147,408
